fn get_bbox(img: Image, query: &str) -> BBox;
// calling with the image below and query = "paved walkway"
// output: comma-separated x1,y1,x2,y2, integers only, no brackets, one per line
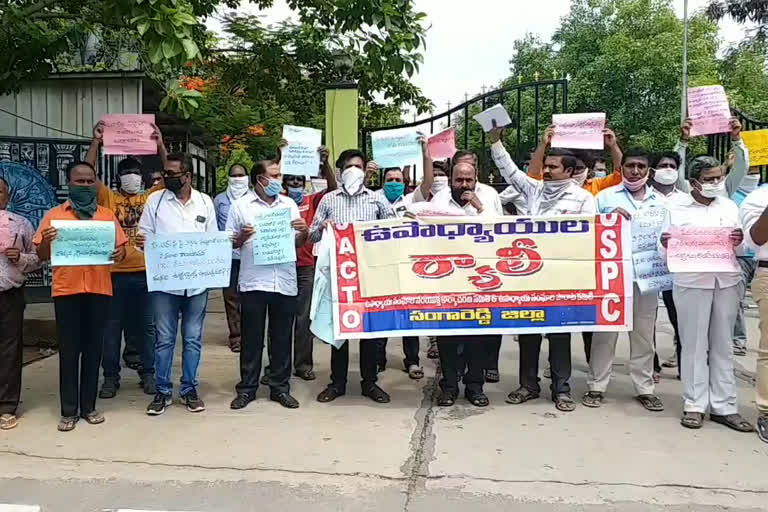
0,293,765,511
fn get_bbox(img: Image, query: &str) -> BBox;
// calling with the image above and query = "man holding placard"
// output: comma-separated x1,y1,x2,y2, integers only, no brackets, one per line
86,122,168,398
659,156,752,433
584,149,665,412
139,153,218,416
227,159,308,410
0,177,40,431
309,149,395,404
34,162,127,432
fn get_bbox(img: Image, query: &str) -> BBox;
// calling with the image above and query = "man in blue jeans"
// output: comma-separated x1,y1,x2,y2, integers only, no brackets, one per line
138,153,218,415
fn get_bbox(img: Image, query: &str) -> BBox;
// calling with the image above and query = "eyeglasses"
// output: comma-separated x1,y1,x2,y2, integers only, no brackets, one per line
163,170,185,179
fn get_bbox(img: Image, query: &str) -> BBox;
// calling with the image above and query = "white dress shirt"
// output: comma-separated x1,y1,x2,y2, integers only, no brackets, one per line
740,185,768,261
429,182,504,217
0,211,41,291
139,189,218,297
226,194,300,296
660,194,742,289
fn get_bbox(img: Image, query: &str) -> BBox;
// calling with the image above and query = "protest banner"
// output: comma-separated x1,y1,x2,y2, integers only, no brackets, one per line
144,232,232,292
473,104,513,132
102,114,157,155
630,207,671,292
329,215,633,339
281,125,323,177
50,220,115,267
551,113,606,150
428,127,457,160
252,208,296,265
740,129,768,166
667,226,739,273
687,86,731,137
371,128,423,168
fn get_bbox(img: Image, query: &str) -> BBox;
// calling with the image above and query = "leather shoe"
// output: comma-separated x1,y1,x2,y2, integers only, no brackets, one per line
270,392,300,409
362,384,391,404
294,369,316,381
230,393,255,410
317,386,345,403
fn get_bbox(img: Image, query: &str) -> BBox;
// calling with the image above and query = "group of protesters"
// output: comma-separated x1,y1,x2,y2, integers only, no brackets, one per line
0,116,766,446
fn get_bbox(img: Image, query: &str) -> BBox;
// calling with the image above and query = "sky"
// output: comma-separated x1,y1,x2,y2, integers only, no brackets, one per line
206,0,750,118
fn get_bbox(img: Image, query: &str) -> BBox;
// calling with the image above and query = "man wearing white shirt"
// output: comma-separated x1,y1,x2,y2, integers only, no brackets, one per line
659,156,752,433
492,142,596,413
138,153,218,416
737,183,768,443
227,160,308,410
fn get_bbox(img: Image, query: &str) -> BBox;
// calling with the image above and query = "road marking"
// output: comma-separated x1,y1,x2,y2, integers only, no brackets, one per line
0,506,41,512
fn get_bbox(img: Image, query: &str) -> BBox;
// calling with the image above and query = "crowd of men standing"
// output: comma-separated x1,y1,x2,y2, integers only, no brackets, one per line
0,117,766,446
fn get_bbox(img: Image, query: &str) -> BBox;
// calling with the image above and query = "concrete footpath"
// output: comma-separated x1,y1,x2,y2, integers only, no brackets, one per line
0,292,766,511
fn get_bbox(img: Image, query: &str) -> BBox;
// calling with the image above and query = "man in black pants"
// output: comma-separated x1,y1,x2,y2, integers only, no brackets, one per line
227,159,309,410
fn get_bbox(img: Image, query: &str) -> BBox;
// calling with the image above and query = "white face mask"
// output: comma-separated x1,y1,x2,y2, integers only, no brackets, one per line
119,173,142,194
653,168,678,185
594,170,607,178
431,176,449,195
341,166,365,195
738,174,761,195
699,179,726,198
573,172,588,187
228,176,250,199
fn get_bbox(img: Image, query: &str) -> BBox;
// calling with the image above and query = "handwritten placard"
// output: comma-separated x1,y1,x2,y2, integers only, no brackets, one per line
282,125,323,177
102,114,157,155
310,178,328,193
667,226,739,273
631,207,666,253
473,104,513,132
252,208,296,265
551,113,606,150
633,251,672,293
50,220,115,267
371,128,423,168
741,129,768,166
428,127,457,160
687,86,731,137
144,232,232,292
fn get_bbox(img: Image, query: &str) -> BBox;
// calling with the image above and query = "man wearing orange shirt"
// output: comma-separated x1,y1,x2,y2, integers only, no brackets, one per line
85,123,167,398
34,162,128,432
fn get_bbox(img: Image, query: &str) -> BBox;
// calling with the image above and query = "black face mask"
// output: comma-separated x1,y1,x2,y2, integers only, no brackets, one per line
165,175,184,193
451,187,468,206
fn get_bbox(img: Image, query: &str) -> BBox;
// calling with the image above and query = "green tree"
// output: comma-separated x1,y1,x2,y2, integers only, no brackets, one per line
706,1,768,44
720,41,768,120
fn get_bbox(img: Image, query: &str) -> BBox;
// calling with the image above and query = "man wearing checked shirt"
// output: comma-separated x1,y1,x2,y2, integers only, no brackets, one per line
583,149,665,413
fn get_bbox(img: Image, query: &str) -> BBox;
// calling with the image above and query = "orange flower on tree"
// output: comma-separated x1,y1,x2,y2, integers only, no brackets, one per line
246,125,266,137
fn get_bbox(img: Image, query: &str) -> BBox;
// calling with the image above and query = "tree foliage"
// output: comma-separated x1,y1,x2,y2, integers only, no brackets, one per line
707,0,768,44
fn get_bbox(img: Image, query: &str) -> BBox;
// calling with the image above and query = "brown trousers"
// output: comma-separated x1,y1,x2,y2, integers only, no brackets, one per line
222,260,241,348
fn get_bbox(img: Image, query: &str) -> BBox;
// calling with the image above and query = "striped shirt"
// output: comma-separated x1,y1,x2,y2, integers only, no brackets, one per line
308,187,394,243
491,141,596,216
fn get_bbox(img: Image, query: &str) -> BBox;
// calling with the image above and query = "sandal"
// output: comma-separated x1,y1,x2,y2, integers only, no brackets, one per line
681,412,704,429
82,411,105,425
407,365,424,380
581,391,604,408
484,369,500,383
555,394,576,412
57,416,79,432
710,413,753,433
466,391,490,407
427,341,439,359
437,391,456,407
635,394,664,412
0,414,18,430
506,386,539,405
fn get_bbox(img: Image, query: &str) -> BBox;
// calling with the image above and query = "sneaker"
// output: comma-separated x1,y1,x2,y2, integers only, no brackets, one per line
734,346,747,357
182,390,206,413
146,393,172,416
141,375,157,395
99,379,119,399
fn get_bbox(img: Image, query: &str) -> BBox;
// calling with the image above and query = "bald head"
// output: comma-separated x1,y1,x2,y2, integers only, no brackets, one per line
0,177,8,210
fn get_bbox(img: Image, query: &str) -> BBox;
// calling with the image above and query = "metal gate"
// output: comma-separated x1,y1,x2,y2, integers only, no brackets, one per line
360,79,568,183
708,108,768,169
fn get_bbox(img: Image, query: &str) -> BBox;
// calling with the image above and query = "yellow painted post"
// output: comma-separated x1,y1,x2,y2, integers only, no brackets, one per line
325,81,358,167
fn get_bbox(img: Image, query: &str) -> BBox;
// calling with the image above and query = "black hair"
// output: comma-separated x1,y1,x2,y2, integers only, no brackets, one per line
573,149,595,169
228,163,248,176
65,161,96,179
251,160,272,181
651,151,681,169
117,157,142,175
621,148,650,166
336,149,365,170
547,148,578,173
452,150,478,165
166,153,192,173
687,156,721,181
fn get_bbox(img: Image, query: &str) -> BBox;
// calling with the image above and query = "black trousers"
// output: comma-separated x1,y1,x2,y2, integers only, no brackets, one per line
237,291,296,395
662,289,681,375
54,294,110,418
293,265,315,372
519,333,571,399
438,336,492,396
485,336,502,371
0,287,24,415
330,338,384,392
377,337,420,369
582,332,592,363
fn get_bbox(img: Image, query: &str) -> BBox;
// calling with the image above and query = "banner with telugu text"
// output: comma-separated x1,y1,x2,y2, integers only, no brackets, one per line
330,215,634,339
